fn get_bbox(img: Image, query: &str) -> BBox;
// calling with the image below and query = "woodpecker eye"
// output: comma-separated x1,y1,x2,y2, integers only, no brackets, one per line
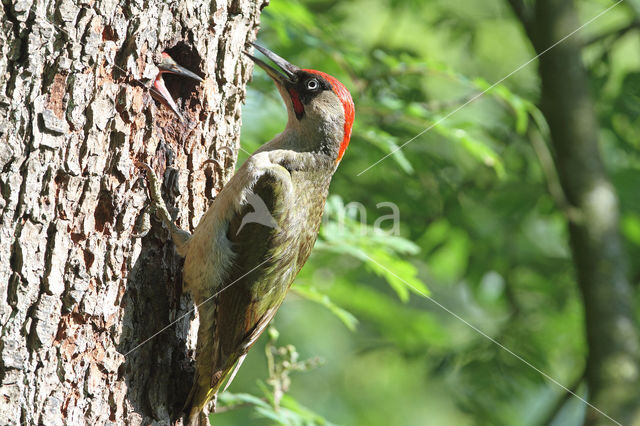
306,79,319,91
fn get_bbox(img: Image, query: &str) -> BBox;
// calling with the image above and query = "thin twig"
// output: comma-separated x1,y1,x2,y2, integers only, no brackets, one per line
528,127,584,224
583,20,640,47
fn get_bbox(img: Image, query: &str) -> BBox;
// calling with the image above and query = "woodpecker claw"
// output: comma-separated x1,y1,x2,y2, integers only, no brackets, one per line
135,161,192,254
151,52,203,121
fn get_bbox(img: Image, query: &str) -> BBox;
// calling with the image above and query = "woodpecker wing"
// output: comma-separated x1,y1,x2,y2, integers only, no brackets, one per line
215,164,299,371
185,164,299,422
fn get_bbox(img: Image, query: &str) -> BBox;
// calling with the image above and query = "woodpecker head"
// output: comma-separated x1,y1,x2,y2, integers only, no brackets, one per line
246,44,355,163
157,52,203,82
151,52,203,121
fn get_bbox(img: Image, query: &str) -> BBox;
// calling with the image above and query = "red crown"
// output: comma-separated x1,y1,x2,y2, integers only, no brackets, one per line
304,69,355,162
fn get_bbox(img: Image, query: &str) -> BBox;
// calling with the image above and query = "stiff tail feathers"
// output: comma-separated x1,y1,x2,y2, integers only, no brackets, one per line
222,353,247,393
183,355,247,425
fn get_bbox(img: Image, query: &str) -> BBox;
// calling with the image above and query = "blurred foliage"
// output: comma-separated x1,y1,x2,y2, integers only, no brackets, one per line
219,0,640,425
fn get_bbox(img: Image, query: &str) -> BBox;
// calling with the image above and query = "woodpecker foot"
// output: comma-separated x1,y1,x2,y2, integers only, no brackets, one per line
131,205,152,238
135,161,191,255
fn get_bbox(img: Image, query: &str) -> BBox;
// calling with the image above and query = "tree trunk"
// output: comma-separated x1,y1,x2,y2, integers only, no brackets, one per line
508,0,640,424
0,0,265,423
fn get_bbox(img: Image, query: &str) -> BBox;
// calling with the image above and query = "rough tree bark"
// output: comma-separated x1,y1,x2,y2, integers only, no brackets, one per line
508,0,640,425
0,0,266,423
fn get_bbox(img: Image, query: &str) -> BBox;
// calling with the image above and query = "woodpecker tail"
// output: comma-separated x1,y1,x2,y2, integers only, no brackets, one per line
183,355,246,425
183,373,222,426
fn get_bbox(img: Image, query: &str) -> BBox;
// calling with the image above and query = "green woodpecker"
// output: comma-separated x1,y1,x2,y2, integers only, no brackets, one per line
138,43,354,424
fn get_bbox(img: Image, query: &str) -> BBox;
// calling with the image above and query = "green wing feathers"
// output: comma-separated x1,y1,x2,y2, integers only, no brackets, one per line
184,165,297,424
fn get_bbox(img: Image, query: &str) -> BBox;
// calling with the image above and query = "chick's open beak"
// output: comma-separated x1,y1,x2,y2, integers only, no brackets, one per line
158,53,203,82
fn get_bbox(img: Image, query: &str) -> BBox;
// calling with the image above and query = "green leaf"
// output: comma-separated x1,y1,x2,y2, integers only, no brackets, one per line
280,394,336,425
218,392,271,410
622,213,640,246
317,195,429,301
327,279,450,349
433,122,506,179
291,285,359,331
360,128,415,174
362,248,430,301
221,388,334,426
417,219,451,253
426,229,470,283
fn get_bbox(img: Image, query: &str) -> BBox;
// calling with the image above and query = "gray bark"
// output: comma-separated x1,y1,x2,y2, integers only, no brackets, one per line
0,0,265,424
508,0,640,424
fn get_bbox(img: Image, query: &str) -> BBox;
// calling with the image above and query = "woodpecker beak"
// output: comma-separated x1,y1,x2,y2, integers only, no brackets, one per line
245,43,300,85
157,52,203,82
151,75,184,121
